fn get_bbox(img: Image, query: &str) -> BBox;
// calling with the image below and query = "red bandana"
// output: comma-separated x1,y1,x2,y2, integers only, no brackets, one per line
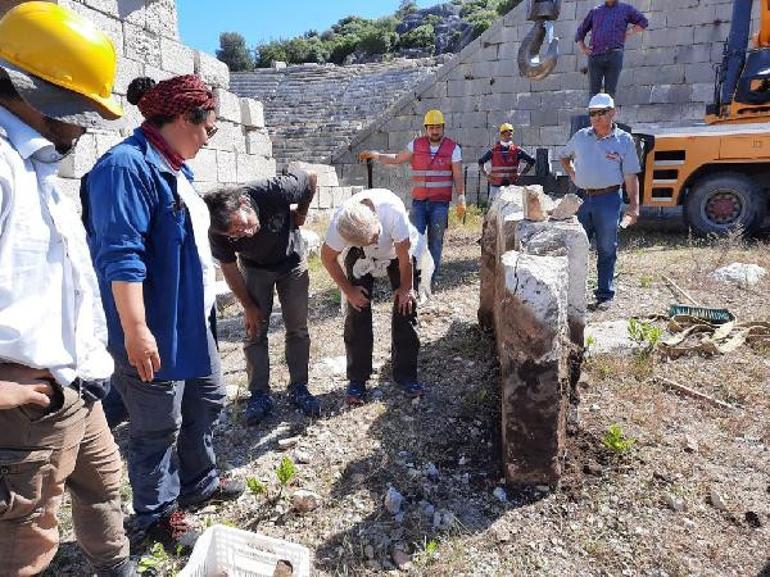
137,74,216,120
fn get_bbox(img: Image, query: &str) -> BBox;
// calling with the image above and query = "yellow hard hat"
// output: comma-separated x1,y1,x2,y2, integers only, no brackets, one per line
0,2,122,123
423,109,445,126
499,123,514,134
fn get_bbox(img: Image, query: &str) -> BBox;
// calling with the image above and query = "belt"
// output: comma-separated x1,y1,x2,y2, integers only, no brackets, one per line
584,185,621,196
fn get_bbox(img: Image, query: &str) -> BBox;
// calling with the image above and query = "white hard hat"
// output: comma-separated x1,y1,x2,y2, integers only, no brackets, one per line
588,93,615,109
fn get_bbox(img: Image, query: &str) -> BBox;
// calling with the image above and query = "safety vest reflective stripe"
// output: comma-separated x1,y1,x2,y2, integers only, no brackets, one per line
420,181,454,188
412,169,453,177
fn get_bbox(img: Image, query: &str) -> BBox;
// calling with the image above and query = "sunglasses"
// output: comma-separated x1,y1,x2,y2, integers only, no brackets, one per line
501,130,513,135
589,109,610,118
205,124,218,138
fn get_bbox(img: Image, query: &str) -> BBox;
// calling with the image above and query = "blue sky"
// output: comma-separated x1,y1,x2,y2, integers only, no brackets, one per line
177,1,436,55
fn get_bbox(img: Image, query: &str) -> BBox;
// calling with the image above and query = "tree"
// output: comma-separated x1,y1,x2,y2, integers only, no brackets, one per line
396,0,418,18
216,32,254,71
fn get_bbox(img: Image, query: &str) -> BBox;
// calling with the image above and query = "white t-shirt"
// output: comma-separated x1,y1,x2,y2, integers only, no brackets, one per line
407,138,462,163
175,170,217,325
325,188,410,261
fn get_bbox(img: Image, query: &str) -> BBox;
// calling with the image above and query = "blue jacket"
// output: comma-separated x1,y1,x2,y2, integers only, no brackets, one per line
84,128,211,381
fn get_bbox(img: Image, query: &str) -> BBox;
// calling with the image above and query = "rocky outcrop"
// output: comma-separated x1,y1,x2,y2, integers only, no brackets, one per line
479,185,588,486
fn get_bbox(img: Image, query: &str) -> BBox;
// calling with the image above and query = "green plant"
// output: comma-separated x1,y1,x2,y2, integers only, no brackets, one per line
137,543,170,574
639,274,653,288
585,334,596,352
276,456,297,486
424,539,439,555
246,476,267,496
602,423,636,453
627,318,662,353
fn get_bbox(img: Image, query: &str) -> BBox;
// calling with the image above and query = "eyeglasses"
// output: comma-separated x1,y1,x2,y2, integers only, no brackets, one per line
589,109,610,118
205,124,218,138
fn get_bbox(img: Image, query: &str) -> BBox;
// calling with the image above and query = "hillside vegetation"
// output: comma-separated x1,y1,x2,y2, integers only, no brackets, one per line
217,0,520,70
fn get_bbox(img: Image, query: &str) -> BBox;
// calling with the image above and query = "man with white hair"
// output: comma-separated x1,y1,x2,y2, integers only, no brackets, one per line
320,189,422,405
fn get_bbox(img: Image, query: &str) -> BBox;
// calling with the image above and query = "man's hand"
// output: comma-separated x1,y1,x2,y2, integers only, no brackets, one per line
124,324,161,382
620,206,640,228
394,287,416,315
345,285,370,311
0,381,54,410
244,304,265,340
626,24,644,37
358,150,377,162
455,195,467,221
579,42,592,56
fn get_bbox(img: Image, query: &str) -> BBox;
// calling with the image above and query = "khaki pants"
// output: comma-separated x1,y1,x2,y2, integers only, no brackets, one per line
0,385,129,576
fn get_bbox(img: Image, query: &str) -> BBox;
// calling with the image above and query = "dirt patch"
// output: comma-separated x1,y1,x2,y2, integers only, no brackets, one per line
44,220,770,576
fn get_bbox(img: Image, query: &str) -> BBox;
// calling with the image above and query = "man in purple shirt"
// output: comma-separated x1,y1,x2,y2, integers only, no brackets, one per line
575,0,648,99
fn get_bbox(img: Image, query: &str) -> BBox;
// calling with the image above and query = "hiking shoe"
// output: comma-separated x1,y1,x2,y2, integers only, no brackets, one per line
136,510,199,553
345,380,367,406
399,380,424,398
94,558,137,577
244,393,274,426
289,382,321,417
178,476,245,510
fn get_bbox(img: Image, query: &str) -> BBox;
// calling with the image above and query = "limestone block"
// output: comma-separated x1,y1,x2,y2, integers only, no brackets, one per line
497,250,569,486
550,194,583,221
317,186,334,209
217,151,237,183
123,22,161,68
214,89,242,123
194,51,230,89
539,126,570,146
54,177,82,207
160,38,195,76
79,0,119,15
287,161,340,187
651,84,692,104
187,148,218,183
236,154,276,182
691,82,714,103
58,134,97,179
145,0,178,39
119,0,146,27
95,132,124,157
245,130,273,157
516,219,589,345
685,63,717,84
207,122,245,153
240,99,265,128
642,26,694,48
515,93,542,110
143,66,175,83
114,57,144,96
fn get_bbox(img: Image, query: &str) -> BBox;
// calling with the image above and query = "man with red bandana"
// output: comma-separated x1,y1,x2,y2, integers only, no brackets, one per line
83,75,244,551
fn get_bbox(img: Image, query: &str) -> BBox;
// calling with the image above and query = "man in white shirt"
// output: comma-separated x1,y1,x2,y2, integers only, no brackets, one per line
0,4,133,576
321,189,422,404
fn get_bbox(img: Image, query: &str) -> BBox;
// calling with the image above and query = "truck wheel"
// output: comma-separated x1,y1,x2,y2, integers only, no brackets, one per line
684,173,767,236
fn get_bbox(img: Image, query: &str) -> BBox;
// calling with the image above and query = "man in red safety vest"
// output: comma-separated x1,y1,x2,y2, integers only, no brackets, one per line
477,123,535,202
358,109,465,284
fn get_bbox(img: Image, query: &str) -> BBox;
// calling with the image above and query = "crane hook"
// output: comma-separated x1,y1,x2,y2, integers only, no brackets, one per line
517,0,562,80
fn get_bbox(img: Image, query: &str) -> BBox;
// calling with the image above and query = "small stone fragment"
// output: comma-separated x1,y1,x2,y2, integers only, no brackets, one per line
522,186,547,221
384,487,404,514
292,489,321,513
493,487,508,503
709,488,728,511
745,510,762,528
424,463,439,479
278,436,300,450
664,494,685,512
364,544,375,559
583,461,603,476
684,435,699,453
391,548,412,570
550,193,583,220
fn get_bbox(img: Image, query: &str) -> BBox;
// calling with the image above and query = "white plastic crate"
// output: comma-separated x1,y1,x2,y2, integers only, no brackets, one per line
178,524,311,577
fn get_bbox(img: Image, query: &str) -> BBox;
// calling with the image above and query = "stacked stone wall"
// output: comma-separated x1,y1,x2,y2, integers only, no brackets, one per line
0,0,275,201
229,59,443,169
332,0,758,204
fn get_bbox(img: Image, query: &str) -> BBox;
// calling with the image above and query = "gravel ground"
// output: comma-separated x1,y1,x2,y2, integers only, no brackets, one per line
44,214,770,577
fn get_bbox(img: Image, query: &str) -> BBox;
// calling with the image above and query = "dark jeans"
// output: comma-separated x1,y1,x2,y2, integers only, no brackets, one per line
410,199,449,280
589,49,624,98
577,190,623,301
344,248,420,384
111,329,225,530
242,261,310,395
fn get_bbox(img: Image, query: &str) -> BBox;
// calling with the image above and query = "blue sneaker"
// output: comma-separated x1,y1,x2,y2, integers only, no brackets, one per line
346,380,367,406
289,382,321,417
244,393,274,426
399,380,424,397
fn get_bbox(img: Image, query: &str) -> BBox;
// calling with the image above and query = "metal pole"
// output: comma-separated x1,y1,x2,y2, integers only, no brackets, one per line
366,158,373,189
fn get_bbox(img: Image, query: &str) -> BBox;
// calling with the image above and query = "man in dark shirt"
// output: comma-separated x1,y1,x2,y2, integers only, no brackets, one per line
204,170,319,425
575,0,648,98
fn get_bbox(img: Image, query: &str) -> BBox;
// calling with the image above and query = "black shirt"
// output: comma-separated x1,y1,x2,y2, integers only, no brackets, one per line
209,171,312,273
